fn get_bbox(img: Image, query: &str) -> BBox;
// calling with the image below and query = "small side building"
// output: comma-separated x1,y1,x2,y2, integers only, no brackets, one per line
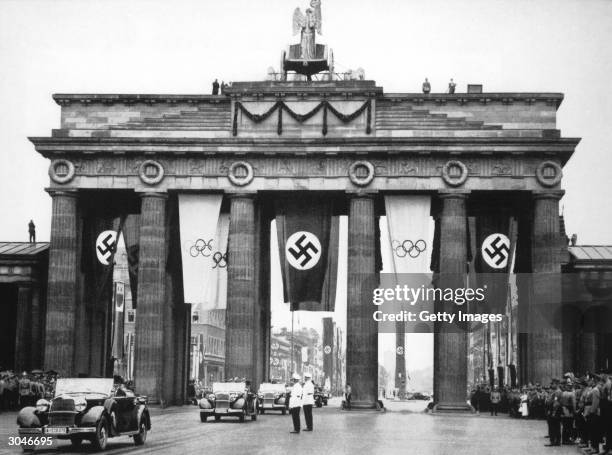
0,242,49,372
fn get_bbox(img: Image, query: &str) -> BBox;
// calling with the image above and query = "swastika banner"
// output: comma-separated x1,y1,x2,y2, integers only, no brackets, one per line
473,212,517,312
275,194,338,311
178,194,229,311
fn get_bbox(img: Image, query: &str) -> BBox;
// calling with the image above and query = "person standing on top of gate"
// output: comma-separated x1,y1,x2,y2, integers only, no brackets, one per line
289,373,303,433
422,78,431,94
28,220,36,243
302,372,315,431
212,79,220,95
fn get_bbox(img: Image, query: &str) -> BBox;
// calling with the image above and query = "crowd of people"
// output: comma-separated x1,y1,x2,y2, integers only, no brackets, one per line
0,370,57,412
470,372,612,452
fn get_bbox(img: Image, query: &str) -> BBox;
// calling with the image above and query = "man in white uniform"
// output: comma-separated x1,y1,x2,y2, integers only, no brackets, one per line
302,372,315,431
289,373,303,433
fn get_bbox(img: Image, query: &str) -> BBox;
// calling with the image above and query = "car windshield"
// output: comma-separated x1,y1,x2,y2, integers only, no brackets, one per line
212,382,245,393
259,383,285,393
54,378,114,398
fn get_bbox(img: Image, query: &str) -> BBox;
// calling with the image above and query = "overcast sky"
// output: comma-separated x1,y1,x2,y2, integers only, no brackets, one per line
1,0,611,242
2,0,611,379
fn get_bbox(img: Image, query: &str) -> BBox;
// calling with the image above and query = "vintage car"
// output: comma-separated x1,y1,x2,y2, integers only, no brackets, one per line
256,383,287,414
17,378,150,452
198,382,257,422
314,386,329,407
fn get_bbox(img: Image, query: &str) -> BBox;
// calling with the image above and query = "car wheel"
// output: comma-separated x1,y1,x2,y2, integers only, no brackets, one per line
133,420,147,446
261,408,265,415
239,412,245,423
251,412,257,421
70,438,83,449
200,413,208,422
282,409,286,415
90,416,109,451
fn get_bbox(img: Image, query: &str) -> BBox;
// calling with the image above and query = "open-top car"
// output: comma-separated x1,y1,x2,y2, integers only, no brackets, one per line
256,383,287,414
198,382,257,422
314,386,329,407
17,378,150,452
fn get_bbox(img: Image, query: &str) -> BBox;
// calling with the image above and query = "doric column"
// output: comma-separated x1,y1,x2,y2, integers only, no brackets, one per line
433,192,471,411
30,286,43,369
14,284,33,372
527,191,563,384
134,192,168,402
346,193,378,408
44,190,79,376
225,194,257,380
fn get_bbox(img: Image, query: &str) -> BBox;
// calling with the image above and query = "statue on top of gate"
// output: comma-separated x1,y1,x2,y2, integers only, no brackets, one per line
282,0,333,80
293,0,322,60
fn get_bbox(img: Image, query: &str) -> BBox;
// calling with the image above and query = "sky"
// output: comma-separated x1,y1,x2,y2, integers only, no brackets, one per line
1,0,611,381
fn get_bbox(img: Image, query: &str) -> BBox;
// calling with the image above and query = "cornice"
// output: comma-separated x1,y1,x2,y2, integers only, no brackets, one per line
381,92,565,109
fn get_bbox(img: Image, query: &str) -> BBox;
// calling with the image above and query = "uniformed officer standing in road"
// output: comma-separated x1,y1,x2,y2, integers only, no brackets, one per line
289,373,303,434
302,373,315,431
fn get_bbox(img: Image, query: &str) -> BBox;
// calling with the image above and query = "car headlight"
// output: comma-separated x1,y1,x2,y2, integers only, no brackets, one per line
36,399,50,412
229,393,238,401
74,398,87,412
258,393,264,399
207,393,216,400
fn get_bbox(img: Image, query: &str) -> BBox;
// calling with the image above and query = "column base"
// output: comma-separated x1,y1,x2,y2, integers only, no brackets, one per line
432,402,475,414
344,400,385,411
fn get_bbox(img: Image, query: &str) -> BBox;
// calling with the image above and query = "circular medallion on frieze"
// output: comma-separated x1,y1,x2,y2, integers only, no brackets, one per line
49,159,75,184
441,160,468,187
348,160,375,187
228,161,254,186
536,161,562,187
139,160,165,185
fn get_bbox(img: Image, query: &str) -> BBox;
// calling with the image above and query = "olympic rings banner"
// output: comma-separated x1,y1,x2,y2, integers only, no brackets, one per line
384,195,434,275
178,194,229,311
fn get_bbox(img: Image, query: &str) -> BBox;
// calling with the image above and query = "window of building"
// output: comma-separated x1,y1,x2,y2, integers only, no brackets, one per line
127,309,135,323
192,311,199,323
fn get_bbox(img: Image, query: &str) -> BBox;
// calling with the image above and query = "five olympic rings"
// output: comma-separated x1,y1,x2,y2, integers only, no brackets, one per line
190,238,213,258
392,239,427,258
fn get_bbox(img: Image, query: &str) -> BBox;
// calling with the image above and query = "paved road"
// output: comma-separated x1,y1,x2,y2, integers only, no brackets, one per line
0,398,577,455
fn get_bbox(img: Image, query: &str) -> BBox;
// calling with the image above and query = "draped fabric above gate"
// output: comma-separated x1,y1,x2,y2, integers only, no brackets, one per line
275,194,338,311
178,195,229,312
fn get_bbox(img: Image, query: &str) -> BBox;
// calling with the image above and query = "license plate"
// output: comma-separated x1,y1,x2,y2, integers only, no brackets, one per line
46,427,67,434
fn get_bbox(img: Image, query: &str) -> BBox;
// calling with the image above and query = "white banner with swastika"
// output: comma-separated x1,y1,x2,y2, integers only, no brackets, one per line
178,195,229,311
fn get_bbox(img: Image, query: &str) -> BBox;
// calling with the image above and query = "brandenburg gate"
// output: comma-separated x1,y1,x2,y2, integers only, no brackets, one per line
30,78,579,409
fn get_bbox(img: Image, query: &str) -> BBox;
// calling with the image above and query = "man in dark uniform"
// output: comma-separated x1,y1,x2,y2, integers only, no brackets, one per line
560,382,576,444
212,79,220,95
601,374,612,453
28,220,36,243
545,382,562,447
422,78,431,94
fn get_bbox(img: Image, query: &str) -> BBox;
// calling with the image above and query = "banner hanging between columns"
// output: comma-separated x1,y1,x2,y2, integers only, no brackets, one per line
275,194,339,311
178,194,229,312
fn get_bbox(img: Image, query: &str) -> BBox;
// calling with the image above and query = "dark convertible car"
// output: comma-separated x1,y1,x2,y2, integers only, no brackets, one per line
198,381,257,422
17,378,150,452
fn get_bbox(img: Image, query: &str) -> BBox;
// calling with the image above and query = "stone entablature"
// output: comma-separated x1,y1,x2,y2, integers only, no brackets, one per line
49,81,565,140
32,135,577,192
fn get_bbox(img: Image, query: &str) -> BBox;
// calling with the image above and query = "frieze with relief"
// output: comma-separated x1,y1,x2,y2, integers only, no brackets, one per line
61,156,546,180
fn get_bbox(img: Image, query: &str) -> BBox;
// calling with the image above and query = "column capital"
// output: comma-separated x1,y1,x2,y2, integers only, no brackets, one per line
226,191,257,199
346,190,378,198
438,190,470,200
532,190,565,201
137,191,168,200
45,188,78,198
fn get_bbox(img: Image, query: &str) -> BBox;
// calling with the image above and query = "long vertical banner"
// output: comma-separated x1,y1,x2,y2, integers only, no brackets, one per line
178,195,229,311
275,194,338,311
385,195,433,397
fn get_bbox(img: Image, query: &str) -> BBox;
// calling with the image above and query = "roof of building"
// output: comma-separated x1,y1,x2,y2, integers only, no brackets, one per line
568,246,612,263
0,242,50,257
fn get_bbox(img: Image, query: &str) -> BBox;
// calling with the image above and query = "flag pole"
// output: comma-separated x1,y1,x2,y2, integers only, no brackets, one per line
291,310,295,375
